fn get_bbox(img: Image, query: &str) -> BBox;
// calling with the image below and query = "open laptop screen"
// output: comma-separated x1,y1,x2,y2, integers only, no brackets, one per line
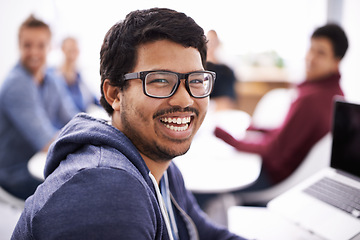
330,99,360,179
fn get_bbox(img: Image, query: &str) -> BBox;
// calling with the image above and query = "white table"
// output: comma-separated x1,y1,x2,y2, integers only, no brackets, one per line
28,151,47,180
228,206,324,240
173,109,262,193
29,109,262,194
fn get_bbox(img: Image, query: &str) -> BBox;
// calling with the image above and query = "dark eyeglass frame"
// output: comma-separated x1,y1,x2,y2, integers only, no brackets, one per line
123,70,216,99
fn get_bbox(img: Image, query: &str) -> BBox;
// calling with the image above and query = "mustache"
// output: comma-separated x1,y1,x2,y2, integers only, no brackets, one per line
153,106,199,119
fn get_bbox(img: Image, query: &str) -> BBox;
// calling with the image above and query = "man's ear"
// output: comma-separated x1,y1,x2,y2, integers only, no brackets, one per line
103,79,121,111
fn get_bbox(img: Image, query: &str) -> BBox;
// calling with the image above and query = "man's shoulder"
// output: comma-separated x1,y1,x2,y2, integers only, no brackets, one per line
21,167,159,239
36,167,156,218
46,142,148,191
296,83,339,108
1,65,33,90
0,66,36,105
64,167,152,197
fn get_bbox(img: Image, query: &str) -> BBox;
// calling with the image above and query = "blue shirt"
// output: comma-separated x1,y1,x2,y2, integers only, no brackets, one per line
65,72,100,112
0,62,79,182
49,68,100,112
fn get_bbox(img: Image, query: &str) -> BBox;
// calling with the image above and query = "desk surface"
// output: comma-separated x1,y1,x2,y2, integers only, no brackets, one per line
174,109,261,193
29,109,261,194
28,151,47,180
228,206,323,240
173,142,261,193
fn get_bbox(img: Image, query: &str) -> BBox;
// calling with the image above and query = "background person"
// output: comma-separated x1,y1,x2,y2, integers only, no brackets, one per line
215,23,349,194
54,37,99,112
0,15,79,200
12,8,246,239
206,29,237,111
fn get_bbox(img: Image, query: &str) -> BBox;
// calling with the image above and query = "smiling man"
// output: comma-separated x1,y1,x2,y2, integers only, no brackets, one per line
12,8,246,240
110,40,209,179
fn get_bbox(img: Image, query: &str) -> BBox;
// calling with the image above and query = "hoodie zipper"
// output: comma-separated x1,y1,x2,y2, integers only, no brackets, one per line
170,193,199,240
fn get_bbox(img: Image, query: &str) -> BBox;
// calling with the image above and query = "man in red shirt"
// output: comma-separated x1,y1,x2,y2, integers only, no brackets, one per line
215,23,349,191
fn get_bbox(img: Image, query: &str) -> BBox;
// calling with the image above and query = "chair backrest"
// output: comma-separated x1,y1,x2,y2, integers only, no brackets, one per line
251,88,296,129
240,133,332,205
0,187,25,209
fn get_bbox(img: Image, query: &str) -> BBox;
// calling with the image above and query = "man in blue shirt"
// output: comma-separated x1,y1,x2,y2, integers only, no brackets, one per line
0,15,79,200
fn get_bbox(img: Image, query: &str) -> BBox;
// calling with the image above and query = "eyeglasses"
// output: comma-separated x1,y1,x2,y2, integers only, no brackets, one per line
123,70,216,98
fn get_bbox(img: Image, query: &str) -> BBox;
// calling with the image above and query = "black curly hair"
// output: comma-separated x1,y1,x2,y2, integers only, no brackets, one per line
312,23,349,60
99,8,207,115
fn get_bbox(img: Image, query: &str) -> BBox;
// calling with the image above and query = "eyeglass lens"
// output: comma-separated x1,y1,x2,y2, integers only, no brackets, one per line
144,72,212,97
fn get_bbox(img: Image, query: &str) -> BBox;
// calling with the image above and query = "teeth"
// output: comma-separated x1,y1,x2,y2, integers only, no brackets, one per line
161,117,191,124
166,124,189,131
160,116,191,132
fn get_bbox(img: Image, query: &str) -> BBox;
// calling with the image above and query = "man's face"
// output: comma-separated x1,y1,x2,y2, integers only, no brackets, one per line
113,39,208,162
19,27,50,75
62,38,79,64
305,37,340,81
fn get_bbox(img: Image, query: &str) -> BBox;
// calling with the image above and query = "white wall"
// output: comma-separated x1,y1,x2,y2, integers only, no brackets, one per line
0,0,358,101
341,0,360,103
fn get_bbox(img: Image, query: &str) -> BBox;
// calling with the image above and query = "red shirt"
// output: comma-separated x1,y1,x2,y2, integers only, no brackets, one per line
215,73,343,183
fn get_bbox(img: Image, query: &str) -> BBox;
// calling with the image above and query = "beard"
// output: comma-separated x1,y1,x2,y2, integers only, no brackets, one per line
119,104,193,163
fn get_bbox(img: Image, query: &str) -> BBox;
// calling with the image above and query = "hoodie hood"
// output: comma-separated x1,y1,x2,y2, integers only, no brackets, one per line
44,113,150,181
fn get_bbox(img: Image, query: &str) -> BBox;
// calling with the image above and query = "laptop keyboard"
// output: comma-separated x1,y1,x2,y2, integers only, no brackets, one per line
303,177,360,218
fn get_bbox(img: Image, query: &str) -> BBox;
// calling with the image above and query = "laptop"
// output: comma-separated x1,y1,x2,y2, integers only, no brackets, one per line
268,99,360,240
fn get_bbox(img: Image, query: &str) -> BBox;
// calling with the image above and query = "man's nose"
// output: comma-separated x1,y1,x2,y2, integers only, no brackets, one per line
168,81,194,108
29,46,41,56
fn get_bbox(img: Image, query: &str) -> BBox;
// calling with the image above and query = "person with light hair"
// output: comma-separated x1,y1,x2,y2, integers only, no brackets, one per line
0,15,79,200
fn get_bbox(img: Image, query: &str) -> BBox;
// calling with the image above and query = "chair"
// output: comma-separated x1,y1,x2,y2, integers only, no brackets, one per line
251,88,296,129
0,187,25,210
239,133,332,206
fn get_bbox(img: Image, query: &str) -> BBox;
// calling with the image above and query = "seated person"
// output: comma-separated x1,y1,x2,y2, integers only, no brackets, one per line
206,30,237,111
54,36,99,112
12,8,246,240
0,15,79,200
215,23,349,191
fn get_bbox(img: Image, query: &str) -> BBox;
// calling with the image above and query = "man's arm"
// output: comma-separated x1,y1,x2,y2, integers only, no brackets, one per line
2,72,57,151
